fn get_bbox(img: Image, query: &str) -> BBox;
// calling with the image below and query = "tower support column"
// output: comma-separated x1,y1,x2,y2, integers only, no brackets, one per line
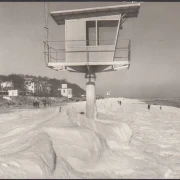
85,72,97,119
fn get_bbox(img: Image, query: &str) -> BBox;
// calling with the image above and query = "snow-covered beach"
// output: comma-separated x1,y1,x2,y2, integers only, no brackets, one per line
0,98,180,178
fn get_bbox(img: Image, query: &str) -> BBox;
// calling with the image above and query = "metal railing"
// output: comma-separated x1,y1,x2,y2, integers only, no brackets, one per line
43,39,131,64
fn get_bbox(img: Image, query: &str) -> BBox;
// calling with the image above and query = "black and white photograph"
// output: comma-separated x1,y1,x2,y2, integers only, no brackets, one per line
0,1,180,179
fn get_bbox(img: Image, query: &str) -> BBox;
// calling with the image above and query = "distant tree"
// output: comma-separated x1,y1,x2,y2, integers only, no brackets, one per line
48,78,61,97
8,74,25,92
62,78,67,82
0,75,9,82
67,83,85,97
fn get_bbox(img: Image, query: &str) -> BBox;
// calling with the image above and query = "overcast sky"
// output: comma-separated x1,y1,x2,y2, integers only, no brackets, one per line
0,2,180,98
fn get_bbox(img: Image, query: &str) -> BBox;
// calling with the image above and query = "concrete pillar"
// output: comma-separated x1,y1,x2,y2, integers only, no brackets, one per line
85,73,97,119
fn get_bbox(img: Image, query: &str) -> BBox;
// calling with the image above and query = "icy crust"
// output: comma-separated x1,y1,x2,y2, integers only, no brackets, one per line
0,98,180,178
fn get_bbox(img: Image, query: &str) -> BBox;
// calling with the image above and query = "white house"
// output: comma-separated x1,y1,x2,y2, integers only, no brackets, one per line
59,84,72,98
24,78,42,95
1,82,14,90
8,90,19,96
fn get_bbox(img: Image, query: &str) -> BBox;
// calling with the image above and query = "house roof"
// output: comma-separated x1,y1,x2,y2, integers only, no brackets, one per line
50,3,140,25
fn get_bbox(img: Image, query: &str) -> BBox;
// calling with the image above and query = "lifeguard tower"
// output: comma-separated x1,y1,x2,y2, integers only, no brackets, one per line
44,3,140,119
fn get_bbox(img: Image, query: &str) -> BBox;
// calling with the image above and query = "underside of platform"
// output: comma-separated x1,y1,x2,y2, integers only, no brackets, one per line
47,61,130,73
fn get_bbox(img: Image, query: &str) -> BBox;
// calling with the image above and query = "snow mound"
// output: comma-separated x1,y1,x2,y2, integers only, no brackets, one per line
44,126,106,171
0,132,56,178
65,106,132,150
97,122,132,150
66,108,97,131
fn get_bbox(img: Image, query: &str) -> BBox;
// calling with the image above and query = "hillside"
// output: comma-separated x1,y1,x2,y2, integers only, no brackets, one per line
0,74,85,97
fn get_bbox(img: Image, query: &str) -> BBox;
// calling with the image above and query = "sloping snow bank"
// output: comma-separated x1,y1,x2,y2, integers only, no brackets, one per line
41,103,134,178
0,132,55,178
64,104,132,150
0,107,61,178
44,127,105,171
56,98,177,178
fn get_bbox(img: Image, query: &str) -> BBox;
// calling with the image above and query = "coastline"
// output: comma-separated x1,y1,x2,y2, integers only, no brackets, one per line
140,99,180,109
0,101,67,114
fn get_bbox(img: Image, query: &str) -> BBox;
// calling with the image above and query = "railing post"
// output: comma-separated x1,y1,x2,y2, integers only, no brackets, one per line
49,46,51,63
128,40,131,63
96,20,98,46
47,44,50,63
44,42,46,64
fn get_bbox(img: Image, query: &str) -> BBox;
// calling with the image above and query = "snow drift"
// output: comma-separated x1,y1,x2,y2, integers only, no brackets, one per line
0,98,180,178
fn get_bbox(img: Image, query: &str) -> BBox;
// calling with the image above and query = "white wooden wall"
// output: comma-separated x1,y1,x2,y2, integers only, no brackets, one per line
64,14,121,63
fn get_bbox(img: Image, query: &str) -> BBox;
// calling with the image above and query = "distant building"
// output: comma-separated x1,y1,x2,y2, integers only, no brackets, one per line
1,81,14,90
58,84,72,98
24,77,53,96
8,90,19,96
24,78,42,95
62,84,67,89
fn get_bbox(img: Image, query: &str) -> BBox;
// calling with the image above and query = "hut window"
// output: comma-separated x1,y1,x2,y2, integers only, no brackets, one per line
86,21,96,46
97,20,118,45
86,20,118,46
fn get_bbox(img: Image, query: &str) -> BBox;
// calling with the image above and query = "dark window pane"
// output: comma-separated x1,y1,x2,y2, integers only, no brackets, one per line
97,20,118,45
86,21,96,46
